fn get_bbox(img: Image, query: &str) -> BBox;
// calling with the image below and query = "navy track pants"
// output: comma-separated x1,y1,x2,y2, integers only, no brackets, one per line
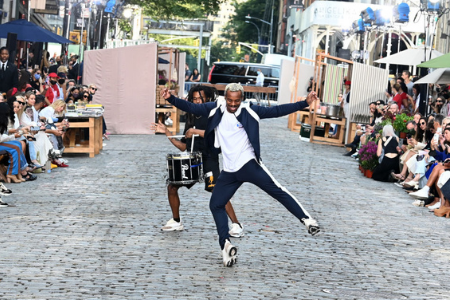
209,159,311,249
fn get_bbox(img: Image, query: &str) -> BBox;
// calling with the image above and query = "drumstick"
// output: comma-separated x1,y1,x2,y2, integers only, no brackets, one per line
166,134,200,139
191,132,199,153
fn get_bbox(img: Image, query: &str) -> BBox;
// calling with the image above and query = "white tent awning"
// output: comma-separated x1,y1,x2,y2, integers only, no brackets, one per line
374,48,443,66
415,68,450,84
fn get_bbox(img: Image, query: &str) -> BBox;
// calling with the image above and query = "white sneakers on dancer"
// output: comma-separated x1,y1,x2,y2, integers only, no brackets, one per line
222,239,237,267
161,218,184,231
229,223,244,238
302,218,321,236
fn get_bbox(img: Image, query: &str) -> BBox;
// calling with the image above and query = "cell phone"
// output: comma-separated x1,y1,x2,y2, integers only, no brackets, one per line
30,126,40,131
417,155,425,162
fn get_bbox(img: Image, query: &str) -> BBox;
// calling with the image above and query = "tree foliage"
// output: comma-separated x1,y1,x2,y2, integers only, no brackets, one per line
222,0,279,46
125,0,223,19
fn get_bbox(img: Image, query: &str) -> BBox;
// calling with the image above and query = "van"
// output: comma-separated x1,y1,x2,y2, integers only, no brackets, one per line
208,62,280,87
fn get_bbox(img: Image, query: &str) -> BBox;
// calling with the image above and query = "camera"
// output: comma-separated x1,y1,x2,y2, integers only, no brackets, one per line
407,134,412,139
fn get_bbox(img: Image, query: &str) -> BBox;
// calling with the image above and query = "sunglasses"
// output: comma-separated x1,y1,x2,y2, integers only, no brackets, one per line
83,95,89,98
18,101,25,105
91,88,97,91
420,122,426,125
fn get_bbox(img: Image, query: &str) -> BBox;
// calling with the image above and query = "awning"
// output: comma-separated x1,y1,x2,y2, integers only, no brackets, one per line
374,48,443,67
417,53,450,68
415,68,450,84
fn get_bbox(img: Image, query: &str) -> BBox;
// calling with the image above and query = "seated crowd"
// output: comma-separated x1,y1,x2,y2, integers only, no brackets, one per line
0,53,104,208
345,72,450,218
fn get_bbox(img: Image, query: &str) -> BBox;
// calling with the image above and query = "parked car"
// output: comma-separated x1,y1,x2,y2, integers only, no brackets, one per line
208,62,280,87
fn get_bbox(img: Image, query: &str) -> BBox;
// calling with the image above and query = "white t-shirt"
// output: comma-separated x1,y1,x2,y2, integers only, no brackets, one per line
256,72,265,86
217,110,256,172
39,106,56,123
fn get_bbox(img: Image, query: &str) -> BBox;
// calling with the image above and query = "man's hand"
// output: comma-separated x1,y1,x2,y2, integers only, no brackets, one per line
160,88,172,100
150,121,167,134
53,130,63,137
305,91,318,106
185,128,197,138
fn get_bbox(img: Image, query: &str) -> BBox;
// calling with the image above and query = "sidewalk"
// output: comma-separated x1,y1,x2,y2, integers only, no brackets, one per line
0,116,449,299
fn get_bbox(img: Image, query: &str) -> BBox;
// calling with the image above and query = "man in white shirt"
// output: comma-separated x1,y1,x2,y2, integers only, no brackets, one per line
254,69,265,105
162,83,321,267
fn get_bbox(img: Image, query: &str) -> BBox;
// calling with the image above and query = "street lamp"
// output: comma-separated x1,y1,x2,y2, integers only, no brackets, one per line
245,14,273,53
245,20,261,44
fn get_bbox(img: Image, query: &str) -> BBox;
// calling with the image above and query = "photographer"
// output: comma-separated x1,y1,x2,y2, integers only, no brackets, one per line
430,96,444,114
392,117,429,184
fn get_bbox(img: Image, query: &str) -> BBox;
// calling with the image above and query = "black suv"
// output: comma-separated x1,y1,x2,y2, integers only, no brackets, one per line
207,62,280,87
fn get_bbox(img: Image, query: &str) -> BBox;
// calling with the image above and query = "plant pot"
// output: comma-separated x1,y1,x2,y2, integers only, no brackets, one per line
359,165,363,173
365,169,373,178
399,132,407,139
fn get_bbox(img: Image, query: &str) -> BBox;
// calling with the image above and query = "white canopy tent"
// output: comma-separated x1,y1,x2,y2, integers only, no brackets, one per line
374,48,443,66
415,68,450,84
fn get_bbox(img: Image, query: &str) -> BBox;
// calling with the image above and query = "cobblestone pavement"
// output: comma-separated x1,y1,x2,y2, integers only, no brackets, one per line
1,116,450,300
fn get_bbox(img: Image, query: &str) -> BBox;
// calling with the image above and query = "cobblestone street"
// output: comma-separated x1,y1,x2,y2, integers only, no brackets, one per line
1,116,449,299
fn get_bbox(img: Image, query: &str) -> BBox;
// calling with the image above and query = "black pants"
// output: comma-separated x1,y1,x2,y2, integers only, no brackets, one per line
372,156,400,182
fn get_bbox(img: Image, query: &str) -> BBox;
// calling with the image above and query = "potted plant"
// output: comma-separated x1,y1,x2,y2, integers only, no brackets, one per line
393,113,413,139
358,141,379,178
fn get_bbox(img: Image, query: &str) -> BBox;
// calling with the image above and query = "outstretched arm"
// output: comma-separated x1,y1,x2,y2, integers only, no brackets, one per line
161,88,212,116
254,91,318,119
150,121,187,151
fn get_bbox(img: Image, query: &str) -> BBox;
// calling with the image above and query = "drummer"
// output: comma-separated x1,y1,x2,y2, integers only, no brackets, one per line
151,85,244,237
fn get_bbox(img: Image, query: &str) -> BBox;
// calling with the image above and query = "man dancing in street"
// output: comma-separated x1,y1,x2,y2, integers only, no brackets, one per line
161,83,320,267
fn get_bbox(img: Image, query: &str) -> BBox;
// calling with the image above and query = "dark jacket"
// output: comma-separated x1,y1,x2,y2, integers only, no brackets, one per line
0,61,18,93
68,62,79,81
167,95,309,162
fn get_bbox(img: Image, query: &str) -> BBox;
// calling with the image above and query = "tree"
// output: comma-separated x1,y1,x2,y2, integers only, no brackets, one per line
223,0,279,47
125,0,223,19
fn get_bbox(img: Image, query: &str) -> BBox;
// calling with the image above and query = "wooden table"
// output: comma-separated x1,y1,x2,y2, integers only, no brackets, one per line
155,107,180,135
310,115,346,146
63,116,103,158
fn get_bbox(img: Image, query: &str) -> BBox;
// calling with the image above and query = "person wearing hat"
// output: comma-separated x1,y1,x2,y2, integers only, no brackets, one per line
44,73,61,106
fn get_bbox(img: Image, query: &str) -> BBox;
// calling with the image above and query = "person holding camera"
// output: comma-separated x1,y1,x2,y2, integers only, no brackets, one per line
392,116,433,186
39,100,70,166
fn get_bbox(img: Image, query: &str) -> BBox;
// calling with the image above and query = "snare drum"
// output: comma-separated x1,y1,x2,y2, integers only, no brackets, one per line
166,152,203,185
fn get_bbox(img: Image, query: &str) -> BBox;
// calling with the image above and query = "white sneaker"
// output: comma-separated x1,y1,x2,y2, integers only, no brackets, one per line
394,182,404,188
409,188,429,200
428,201,441,211
301,218,321,236
0,182,12,196
412,200,424,207
222,239,237,267
161,218,184,231
0,199,8,208
165,117,173,126
229,223,244,238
